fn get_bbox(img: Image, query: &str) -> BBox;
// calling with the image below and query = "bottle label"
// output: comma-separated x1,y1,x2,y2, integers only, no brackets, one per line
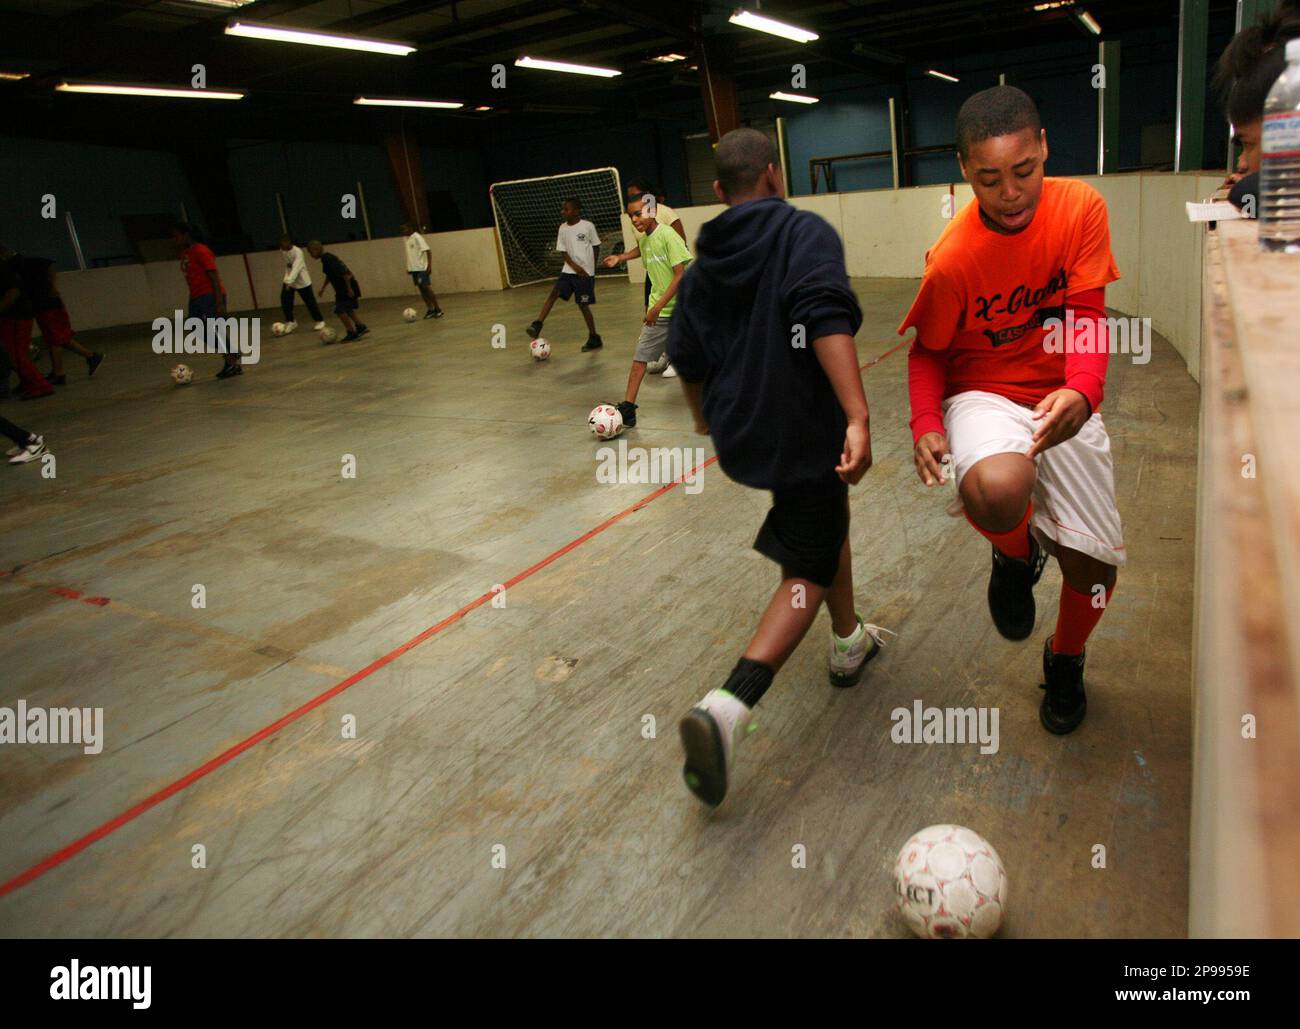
1262,111,1300,158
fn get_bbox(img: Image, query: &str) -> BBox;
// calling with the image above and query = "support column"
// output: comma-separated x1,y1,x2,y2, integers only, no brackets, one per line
1097,40,1121,174
382,123,430,230
699,38,741,144
1176,0,1209,172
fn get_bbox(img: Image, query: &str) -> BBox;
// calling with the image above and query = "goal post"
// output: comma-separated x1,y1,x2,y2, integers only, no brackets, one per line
489,167,626,287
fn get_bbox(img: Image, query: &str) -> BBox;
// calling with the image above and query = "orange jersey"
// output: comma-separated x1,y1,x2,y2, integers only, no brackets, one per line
899,177,1120,408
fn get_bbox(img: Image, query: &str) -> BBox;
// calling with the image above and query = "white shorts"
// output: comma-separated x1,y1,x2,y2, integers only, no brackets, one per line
943,390,1127,567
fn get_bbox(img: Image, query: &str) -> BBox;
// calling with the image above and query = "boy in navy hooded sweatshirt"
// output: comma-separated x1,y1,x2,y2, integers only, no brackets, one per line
667,128,892,807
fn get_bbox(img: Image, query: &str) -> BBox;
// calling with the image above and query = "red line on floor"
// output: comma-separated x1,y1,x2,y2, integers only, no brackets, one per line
0,339,904,898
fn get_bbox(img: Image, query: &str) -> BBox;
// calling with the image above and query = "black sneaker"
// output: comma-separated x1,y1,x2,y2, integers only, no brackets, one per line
423,308,436,320
1039,637,1087,734
616,401,637,428
341,331,358,342
987,535,1046,640
354,324,369,339
215,364,243,379
87,353,103,377
581,334,603,352
47,374,67,386
526,320,544,339
432,308,444,319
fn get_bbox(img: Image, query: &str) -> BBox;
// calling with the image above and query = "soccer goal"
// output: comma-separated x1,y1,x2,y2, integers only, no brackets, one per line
490,167,625,287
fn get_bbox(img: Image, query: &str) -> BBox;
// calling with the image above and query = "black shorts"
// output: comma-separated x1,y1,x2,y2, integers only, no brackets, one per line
555,274,595,305
753,480,849,588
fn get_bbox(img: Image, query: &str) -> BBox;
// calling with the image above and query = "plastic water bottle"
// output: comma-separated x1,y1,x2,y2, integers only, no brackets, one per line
1260,38,1300,252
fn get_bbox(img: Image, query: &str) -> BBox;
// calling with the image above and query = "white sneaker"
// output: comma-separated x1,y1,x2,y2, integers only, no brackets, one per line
312,321,326,331
645,355,667,374
285,321,298,333
8,436,47,465
828,615,896,688
679,688,754,807
661,364,678,378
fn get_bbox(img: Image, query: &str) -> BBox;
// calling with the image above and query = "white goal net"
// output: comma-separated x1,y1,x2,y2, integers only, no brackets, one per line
490,167,625,287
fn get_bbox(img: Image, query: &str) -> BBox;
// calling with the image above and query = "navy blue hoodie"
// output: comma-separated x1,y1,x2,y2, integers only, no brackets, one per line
667,196,862,491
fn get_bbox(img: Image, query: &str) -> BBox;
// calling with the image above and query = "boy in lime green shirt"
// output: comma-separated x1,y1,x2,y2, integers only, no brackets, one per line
602,195,691,427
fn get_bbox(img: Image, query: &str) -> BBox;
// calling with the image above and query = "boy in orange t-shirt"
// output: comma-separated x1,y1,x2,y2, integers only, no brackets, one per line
900,86,1123,735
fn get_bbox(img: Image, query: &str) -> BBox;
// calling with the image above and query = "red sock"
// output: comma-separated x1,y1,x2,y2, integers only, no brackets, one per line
1053,581,1115,655
966,502,1033,560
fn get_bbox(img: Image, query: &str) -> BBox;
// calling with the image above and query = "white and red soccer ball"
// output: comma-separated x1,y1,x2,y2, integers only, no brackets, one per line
170,364,193,385
894,824,1007,938
587,404,623,440
530,338,551,361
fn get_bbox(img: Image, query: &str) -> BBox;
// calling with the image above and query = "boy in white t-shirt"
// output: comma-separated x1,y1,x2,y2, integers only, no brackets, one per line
401,223,444,319
525,198,603,352
279,235,325,330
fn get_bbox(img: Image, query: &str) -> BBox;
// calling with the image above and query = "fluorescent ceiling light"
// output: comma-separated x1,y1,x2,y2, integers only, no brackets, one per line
182,0,256,7
926,69,960,83
354,96,462,109
1033,1,1074,10
474,105,493,111
729,9,818,43
514,56,620,78
1076,10,1102,34
226,21,414,56
769,91,818,104
56,81,244,99
0,71,31,81
651,53,688,63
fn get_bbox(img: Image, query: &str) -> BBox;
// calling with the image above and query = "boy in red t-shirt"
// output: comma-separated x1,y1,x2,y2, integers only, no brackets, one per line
900,86,1124,735
171,222,240,380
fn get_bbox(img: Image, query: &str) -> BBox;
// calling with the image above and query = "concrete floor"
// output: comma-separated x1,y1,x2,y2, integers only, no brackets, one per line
0,277,1197,937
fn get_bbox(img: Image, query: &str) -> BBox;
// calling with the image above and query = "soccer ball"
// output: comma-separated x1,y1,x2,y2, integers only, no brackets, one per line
320,327,337,344
894,824,1007,939
402,308,418,322
588,404,624,440
530,338,551,361
170,364,193,385
271,321,285,336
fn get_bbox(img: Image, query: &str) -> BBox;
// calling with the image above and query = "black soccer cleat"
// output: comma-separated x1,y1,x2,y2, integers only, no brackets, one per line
1039,636,1087,734
526,320,544,339
215,364,242,379
616,401,637,428
581,334,603,352
87,353,104,377
987,535,1047,641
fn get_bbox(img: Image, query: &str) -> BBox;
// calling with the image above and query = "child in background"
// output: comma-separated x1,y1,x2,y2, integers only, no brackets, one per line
401,223,444,320
308,241,368,342
600,194,690,428
279,236,326,330
526,198,602,352
171,222,240,380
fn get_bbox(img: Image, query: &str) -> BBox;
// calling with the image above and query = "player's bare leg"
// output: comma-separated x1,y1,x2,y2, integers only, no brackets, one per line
823,535,858,638
579,303,597,336
624,360,647,405
742,571,826,671
959,452,1035,532
531,289,559,332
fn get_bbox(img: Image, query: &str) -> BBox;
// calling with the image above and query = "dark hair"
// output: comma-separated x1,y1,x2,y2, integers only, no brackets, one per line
172,220,197,239
1214,3,1300,125
562,197,581,210
714,128,778,197
955,85,1042,158
626,177,657,197
279,234,292,245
